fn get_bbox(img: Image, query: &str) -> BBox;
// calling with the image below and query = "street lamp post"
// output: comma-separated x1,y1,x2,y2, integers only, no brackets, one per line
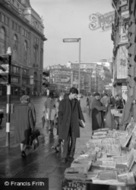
6,47,12,147
63,38,81,94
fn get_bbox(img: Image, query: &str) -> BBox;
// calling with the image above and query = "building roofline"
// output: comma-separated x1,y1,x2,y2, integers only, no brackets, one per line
0,1,47,41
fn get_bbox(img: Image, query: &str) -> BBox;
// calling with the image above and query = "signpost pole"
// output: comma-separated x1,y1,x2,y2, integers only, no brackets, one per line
6,47,11,147
63,38,81,93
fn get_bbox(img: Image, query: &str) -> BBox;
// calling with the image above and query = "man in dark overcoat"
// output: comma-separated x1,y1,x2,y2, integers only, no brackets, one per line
92,93,106,131
58,87,85,163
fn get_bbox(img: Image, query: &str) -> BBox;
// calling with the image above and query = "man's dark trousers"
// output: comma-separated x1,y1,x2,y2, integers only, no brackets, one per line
62,127,76,159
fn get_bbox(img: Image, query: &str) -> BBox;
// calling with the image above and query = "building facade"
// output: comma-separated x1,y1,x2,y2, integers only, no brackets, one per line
111,0,129,100
0,0,46,96
48,62,112,95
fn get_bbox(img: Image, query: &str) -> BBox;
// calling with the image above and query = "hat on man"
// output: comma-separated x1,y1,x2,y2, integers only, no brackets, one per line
94,92,100,97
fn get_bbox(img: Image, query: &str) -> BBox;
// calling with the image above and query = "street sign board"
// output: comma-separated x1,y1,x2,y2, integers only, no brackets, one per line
63,38,81,43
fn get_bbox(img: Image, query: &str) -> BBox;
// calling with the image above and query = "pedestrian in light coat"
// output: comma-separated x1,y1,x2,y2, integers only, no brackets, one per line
58,87,85,163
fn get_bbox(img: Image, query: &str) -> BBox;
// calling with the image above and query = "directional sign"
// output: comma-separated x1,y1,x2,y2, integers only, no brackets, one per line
63,38,81,43
0,64,9,74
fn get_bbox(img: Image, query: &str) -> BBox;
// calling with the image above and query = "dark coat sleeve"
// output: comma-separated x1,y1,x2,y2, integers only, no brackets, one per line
92,100,106,111
58,100,64,126
28,103,36,130
78,101,85,122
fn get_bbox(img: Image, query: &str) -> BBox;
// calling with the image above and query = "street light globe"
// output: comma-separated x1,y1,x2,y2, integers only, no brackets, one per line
6,47,12,55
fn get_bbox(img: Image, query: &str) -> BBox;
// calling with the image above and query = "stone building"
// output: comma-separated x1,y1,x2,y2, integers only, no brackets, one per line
48,62,112,95
0,0,46,96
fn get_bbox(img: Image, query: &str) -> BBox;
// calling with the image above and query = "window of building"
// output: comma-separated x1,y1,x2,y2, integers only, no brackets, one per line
0,27,6,54
13,34,18,52
24,40,28,64
1,14,5,23
33,45,38,65
1,13,9,26
22,69,28,75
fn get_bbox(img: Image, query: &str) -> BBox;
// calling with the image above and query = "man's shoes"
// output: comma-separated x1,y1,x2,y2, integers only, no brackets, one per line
21,151,26,158
61,158,67,163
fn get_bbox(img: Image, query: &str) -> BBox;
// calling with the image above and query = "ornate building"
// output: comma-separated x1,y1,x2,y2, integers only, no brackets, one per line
48,62,112,95
0,0,47,95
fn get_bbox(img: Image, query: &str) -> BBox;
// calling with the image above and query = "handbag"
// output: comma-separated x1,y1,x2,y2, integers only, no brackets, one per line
79,119,85,128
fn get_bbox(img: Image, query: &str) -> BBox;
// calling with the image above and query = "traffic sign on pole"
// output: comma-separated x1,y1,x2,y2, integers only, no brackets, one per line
0,54,9,84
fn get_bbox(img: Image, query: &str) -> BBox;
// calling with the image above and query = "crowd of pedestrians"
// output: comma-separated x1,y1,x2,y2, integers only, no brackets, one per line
42,87,85,163
86,92,126,132
14,87,126,161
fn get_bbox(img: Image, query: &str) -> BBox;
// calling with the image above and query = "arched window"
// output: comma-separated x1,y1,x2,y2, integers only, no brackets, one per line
0,27,6,54
24,40,28,64
13,34,18,52
12,34,18,60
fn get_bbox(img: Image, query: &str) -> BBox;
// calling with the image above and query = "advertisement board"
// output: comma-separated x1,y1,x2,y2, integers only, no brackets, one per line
119,0,128,7
116,46,128,79
119,23,128,45
89,11,114,31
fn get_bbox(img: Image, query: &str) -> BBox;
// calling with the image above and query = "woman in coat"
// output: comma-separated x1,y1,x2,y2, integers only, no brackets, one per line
91,93,106,131
14,95,36,157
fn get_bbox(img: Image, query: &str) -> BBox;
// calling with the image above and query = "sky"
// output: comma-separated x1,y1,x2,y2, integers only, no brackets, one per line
30,0,114,68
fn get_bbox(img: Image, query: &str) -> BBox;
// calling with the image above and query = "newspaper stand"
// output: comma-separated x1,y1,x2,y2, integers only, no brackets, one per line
62,124,136,190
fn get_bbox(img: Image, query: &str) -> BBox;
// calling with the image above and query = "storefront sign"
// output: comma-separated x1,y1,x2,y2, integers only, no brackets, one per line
121,10,129,18
119,0,128,7
62,180,86,190
89,11,114,31
116,46,128,79
121,3,129,18
119,24,128,44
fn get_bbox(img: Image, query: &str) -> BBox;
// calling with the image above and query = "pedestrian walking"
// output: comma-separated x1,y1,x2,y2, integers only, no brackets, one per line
89,94,94,116
58,87,85,163
14,95,37,157
43,92,56,134
91,92,106,131
52,93,64,153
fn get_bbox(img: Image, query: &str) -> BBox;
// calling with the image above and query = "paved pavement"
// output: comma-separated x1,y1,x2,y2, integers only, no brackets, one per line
0,96,93,190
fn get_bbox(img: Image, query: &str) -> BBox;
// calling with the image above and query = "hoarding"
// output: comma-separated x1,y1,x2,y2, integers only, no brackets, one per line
89,11,114,31
119,23,128,45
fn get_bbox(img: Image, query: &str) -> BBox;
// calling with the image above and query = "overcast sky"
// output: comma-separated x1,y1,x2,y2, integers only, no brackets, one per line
30,0,114,68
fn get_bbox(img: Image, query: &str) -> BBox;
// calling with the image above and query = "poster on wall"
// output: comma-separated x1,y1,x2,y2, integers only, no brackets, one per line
116,46,128,79
122,85,128,102
119,23,128,45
